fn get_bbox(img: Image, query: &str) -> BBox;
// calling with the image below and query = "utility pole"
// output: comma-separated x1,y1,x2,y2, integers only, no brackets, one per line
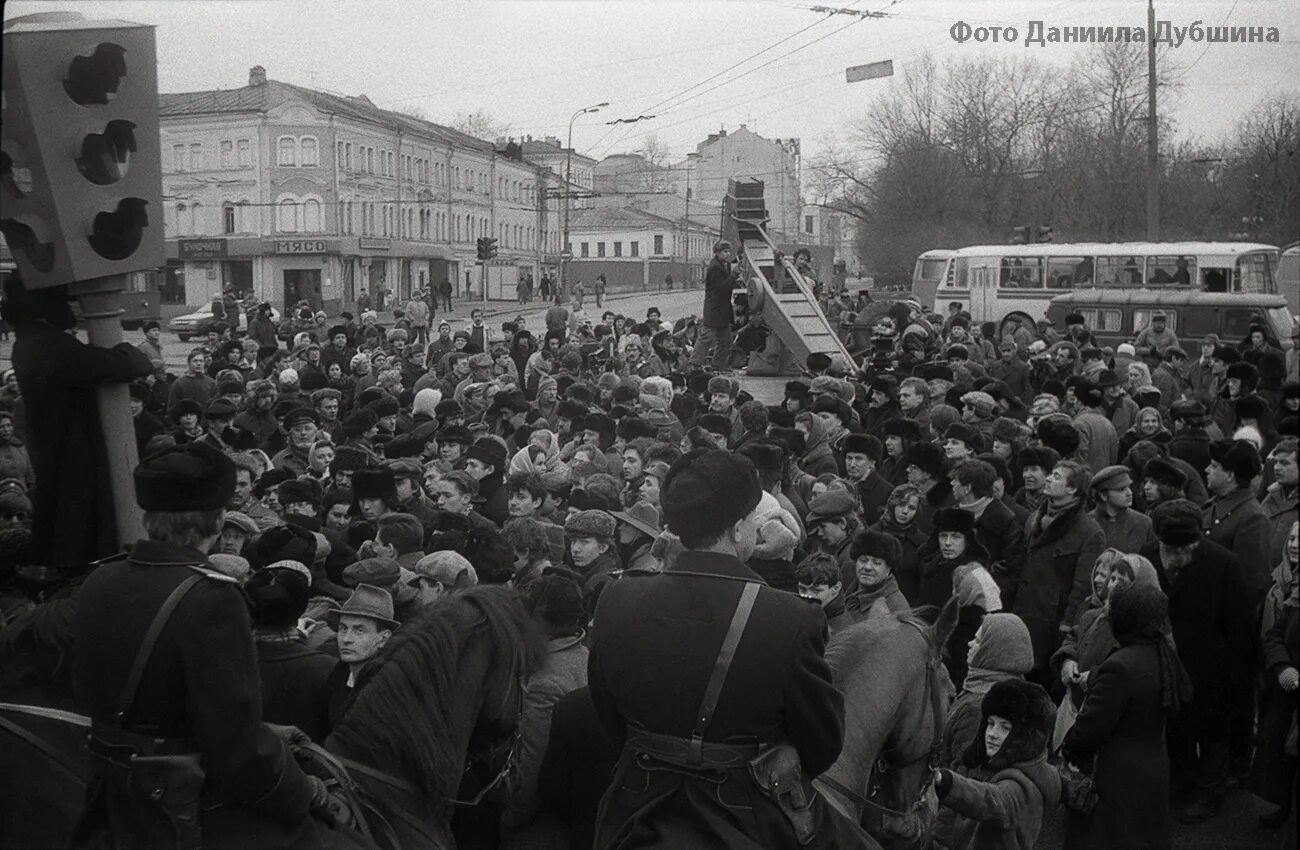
1146,0,1160,240
684,184,691,287
561,101,608,304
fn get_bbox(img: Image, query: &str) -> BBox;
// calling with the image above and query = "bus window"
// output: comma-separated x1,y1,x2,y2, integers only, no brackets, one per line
1223,308,1266,339
1201,267,1230,293
1133,309,1177,335
1146,256,1194,286
917,257,948,283
952,258,971,289
1236,252,1274,294
1080,308,1123,332
1096,256,1143,287
999,257,1042,288
1046,256,1088,289
1182,309,1219,338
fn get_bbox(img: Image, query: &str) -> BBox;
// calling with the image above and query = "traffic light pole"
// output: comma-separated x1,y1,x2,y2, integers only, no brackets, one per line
72,275,145,545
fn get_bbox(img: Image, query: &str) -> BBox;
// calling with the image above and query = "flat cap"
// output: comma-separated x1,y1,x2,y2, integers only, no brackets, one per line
805,489,857,525
1090,465,1132,492
343,557,402,588
282,407,320,429
386,458,424,480
206,397,239,419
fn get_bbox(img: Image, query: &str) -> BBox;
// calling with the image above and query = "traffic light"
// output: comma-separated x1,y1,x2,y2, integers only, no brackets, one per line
1036,225,1053,243
0,13,164,290
476,237,498,261
1010,226,1030,244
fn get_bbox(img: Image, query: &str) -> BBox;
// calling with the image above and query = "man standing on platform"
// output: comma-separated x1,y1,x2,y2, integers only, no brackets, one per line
688,240,738,372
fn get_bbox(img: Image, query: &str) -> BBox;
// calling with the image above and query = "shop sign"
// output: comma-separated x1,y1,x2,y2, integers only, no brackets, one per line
179,238,227,259
275,239,333,254
359,238,391,251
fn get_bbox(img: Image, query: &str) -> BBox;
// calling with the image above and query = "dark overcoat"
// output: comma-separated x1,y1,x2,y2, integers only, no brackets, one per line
1012,502,1106,673
974,498,1026,607
255,640,338,742
1202,487,1274,596
12,321,153,568
1140,538,1248,735
1062,641,1172,850
73,541,354,849
1248,596,1299,807
587,551,868,849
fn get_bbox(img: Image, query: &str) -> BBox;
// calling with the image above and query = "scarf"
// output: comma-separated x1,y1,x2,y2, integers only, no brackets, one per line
961,667,1018,696
1031,495,1081,540
1110,584,1194,714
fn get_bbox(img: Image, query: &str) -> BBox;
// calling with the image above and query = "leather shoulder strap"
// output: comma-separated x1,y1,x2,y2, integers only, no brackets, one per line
114,574,204,726
688,581,760,767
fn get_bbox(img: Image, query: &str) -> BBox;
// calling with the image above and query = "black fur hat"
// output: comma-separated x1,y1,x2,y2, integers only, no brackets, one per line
904,442,946,478
1036,415,1081,458
961,679,1054,770
883,418,924,441
1017,446,1060,471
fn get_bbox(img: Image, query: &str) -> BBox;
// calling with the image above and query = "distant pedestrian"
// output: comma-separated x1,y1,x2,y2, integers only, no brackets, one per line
594,274,606,308
439,278,453,312
688,240,738,372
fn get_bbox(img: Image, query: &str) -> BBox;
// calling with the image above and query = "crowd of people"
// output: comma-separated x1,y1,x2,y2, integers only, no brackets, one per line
0,239,1298,849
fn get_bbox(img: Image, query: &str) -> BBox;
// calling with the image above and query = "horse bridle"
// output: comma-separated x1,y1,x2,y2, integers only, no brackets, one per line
818,620,948,821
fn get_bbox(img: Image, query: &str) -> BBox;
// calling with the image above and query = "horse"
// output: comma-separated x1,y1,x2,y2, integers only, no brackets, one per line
0,584,543,850
324,584,546,850
816,599,958,849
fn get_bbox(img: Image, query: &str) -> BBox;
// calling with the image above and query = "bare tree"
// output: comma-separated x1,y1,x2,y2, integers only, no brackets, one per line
632,134,674,192
451,109,511,140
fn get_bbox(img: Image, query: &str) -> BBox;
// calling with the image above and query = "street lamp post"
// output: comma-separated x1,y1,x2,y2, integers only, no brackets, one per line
560,101,608,303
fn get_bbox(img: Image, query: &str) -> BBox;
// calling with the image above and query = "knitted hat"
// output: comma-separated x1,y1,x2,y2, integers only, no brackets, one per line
564,509,616,539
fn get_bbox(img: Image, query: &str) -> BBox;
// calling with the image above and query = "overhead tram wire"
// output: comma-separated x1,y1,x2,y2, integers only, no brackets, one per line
592,0,906,158
581,8,848,156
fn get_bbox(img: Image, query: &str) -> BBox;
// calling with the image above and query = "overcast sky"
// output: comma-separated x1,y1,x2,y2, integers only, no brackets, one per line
7,0,1298,169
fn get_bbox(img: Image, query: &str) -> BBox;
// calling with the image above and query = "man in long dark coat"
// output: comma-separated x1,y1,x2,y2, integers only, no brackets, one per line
4,279,153,569
587,449,872,849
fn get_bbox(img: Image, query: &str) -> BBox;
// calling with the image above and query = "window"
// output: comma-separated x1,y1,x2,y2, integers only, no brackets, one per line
302,199,322,232
277,199,298,232
1045,256,1089,290
172,144,187,172
223,204,236,234
188,144,203,170
998,257,1043,289
220,140,234,169
189,202,202,233
1096,256,1143,288
597,242,606,258
1145,256,1194,286
630,241,639,257
300,137,318,167
580,242,589,258
1236,252,1273,293
1133,309,1176,334
367,148,375,173
237,139,251,167
1078,308,1123,332
653,234,664,255
613,242,623,257
277,137,296,166
805,214,814,234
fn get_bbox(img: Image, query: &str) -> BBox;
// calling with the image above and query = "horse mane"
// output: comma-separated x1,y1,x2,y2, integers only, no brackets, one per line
824,597,958,681
328,585,544,806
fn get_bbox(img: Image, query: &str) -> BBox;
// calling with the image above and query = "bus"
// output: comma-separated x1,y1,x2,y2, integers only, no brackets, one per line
911,242,1281,333
1281,242,1299,315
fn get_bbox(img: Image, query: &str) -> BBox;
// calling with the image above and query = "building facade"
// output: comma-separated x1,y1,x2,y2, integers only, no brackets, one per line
672,125,801,242
566,206,718,292
800,204,858,274
160,66,554,313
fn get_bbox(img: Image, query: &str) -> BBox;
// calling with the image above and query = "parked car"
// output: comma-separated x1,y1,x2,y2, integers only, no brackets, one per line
169,304,279,342
1047,289,1294,350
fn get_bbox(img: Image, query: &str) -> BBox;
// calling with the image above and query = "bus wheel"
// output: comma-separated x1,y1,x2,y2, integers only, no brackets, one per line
999,312,1034,340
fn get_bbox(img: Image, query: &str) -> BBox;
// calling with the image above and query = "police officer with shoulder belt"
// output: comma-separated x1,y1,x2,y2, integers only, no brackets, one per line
587,448,872,849
74,442,367,850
